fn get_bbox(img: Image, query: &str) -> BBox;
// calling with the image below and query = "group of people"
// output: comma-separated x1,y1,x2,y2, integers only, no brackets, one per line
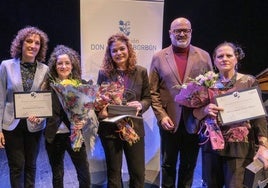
0,26,91,188
0,16,267,188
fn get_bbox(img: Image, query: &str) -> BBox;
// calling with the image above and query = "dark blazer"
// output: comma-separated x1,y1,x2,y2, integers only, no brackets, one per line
0,58,48,132
44,89,71,143
97,65,151,137
149,45,213,133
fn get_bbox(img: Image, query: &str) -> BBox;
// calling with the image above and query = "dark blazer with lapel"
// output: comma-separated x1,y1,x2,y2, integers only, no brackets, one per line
96,65,151,138
149,45,213,133
0,58,48,132
44,89,71,143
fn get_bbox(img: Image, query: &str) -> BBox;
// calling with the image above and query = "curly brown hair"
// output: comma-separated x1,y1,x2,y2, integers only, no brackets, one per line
42,45,81,90
48,45,81,80
101,33,137,76
10,26,49,62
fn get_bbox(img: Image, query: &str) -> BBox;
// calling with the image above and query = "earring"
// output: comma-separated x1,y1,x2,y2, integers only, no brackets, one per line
235,64,238,71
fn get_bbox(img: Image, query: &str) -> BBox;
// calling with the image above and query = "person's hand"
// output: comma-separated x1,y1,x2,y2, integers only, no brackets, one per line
204,103,224,117
127,101,142,115
160,116,175,132
98,104,108,119
254,145,268,169
74,120,86,130
0,132,5,148
28,116,41,124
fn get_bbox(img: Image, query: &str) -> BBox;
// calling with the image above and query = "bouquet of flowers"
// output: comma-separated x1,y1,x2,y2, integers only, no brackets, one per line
174,71,223,108
174,71,225,150
50,79,99,152
94,81,125,111
95,79,140,145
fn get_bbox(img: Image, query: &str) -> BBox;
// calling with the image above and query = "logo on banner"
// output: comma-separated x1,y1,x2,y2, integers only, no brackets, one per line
119,20,130,36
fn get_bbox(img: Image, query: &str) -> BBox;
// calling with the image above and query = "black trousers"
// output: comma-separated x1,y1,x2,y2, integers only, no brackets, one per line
202,151,251,188
45,133,90,188
100,136,145,188
3,120,42,188
160,122,199,188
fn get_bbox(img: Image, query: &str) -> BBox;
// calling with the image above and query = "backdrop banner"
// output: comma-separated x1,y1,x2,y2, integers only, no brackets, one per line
80,0,164,186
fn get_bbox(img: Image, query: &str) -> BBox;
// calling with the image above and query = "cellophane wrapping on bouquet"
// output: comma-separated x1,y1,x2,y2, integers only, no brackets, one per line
50,79,99,152
174,82,209,108
174,71,226,150
94,80,140,145
94,81,124,111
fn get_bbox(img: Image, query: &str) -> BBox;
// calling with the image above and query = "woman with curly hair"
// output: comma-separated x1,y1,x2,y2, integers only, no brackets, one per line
0,26,49,187
42,45,91,188
96,33,151,187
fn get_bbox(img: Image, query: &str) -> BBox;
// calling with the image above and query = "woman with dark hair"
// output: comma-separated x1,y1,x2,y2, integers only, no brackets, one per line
42,45,91,188
0,26,49,187
96,33,151,187
194,42,268,188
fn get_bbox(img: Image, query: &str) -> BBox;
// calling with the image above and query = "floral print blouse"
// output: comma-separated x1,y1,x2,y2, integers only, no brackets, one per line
20,62,37,91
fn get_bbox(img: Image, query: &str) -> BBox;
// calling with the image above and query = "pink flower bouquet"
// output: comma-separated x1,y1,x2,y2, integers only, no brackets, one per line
174,71,221,108
174,82,209,108
50,79,99,151
174,71,226,150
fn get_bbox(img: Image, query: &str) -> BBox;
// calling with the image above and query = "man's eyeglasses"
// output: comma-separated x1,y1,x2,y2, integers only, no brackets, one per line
172,29,192,35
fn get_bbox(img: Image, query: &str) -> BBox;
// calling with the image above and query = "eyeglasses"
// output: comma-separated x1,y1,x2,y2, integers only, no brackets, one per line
172,29,192,35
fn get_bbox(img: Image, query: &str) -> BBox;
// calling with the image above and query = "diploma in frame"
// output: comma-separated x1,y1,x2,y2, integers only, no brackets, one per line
215,87,267,125
13,91,52,118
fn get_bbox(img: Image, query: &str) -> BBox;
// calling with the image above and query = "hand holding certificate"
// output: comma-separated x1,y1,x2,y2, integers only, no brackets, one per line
215,87,267,125
13,91,52,118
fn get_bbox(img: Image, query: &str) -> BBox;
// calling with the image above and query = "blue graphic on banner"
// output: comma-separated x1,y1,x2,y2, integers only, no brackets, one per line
119,20,130,36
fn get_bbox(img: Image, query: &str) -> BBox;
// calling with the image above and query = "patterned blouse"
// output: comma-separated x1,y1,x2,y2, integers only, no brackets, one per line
20,62,37,91
204,74,268,158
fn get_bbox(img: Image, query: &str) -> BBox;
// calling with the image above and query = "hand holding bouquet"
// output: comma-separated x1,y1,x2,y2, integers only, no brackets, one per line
50,79,99,151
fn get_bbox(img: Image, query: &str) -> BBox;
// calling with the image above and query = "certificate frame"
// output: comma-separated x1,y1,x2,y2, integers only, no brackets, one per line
215,87,267,125
13,91,52,118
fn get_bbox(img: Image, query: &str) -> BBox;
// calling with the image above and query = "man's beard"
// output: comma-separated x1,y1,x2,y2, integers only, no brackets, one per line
170,35,191,48
176,40,189,48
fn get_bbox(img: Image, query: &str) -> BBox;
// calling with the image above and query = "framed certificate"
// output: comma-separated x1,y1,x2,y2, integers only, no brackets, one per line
13,91,52,118
215,87,267,125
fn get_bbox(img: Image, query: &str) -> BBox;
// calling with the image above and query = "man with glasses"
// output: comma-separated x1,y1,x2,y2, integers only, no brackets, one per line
149,17,212,187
